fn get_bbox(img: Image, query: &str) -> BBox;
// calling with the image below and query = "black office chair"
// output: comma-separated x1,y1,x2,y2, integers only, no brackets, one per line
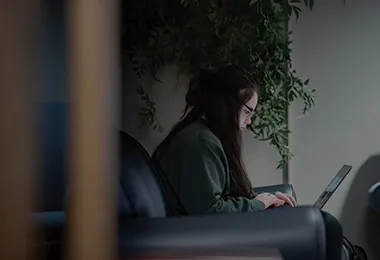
34,101,341,260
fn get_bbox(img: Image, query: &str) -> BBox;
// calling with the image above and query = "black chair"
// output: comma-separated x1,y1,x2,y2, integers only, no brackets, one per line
34,102,341,260
369,182,380,213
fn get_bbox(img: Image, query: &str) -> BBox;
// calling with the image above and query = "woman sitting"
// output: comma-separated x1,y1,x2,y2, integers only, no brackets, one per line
153,65,342,260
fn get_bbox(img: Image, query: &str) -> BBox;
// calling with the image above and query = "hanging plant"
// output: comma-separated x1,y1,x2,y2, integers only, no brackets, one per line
123,0,343,168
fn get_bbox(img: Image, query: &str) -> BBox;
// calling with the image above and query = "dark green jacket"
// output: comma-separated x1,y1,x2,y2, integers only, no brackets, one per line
154,120,265,216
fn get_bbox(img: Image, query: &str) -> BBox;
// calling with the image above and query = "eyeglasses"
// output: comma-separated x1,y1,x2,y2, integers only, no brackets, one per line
243,104,254,118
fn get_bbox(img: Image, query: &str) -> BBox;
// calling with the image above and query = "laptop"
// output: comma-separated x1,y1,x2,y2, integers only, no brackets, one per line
313,165,352,209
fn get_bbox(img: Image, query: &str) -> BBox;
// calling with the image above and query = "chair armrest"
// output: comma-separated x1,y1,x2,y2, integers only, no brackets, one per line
118,206,326,260
254,184,297,201
369,182,380,213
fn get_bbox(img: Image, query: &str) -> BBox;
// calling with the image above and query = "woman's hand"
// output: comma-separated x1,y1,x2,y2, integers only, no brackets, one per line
255,192,285,209
273,191,297,207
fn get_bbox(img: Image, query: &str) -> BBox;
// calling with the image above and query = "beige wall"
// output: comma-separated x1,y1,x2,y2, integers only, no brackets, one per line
123,64,282,187
289,0,380,258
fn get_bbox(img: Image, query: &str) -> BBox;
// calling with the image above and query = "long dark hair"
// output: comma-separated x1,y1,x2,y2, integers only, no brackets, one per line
154,65,260,198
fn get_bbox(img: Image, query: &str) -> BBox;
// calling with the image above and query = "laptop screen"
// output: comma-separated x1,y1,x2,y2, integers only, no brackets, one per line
314,165,352,209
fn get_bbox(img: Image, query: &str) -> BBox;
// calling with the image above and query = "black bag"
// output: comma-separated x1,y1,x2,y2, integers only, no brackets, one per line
342,236,368,260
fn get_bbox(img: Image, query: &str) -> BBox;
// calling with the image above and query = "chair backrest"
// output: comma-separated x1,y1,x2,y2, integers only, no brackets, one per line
119,131,166,218
37,101,166,218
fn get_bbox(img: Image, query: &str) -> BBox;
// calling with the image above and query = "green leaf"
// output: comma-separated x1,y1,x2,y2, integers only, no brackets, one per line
249,0,259,6
208,11,217,22
136,86,144,95
180,0,190,7
292,6,301,20
210,0,218,9
309,0,315,9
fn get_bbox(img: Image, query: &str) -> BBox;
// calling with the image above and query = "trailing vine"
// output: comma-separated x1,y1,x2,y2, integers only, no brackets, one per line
123,0,344,168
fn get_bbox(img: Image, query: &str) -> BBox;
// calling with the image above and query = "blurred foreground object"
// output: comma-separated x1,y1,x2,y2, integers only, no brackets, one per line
0,0,41,260
66,0,120,260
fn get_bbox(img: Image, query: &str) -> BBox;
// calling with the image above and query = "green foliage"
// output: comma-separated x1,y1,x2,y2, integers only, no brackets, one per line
123,0,341,168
